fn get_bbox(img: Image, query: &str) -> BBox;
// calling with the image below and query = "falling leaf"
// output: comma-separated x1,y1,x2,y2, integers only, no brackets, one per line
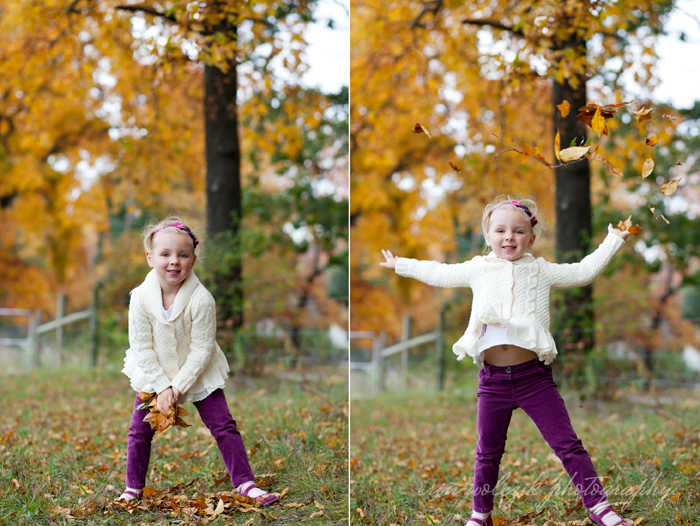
649,206,657,219
448,161,461,174
554,130,561,161
594,156,623,177
676,161,682,166
413,123,431,138
661,113,677,122
577,104,614,135
660,214,670,224
641,159,654,179
617,215,632,232
592,106,606,137
632,107,653,123
556,100,570,118
559,146,589,163
628,225,643,235
646,136,659,146
659,178,682,195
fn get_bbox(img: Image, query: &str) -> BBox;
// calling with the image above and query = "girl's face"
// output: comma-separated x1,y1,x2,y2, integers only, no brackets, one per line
146,232,197,292
484,208,536,261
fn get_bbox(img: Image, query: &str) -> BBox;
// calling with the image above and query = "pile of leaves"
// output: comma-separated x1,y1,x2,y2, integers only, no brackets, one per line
137,391,191,434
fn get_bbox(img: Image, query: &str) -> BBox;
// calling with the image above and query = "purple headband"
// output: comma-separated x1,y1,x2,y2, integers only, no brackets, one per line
150,222,199,249
491,200,538,227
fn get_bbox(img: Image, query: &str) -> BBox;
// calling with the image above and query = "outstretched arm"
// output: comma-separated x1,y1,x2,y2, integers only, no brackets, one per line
380,249,474,288
546,225,627,289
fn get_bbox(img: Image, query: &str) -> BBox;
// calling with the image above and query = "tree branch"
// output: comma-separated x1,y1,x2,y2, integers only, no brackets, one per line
462,18,524,37
412,0,443,28
116,4,177,23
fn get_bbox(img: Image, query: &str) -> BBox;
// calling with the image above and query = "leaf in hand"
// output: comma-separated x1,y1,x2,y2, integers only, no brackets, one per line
641,159,654,179
646,136,659,146
659,178,681,195
559,146,589,162
413,123,431,138
141,395,190,433
617,215,632,232
632,107,653,123
556,100,570,118
448,161,461,174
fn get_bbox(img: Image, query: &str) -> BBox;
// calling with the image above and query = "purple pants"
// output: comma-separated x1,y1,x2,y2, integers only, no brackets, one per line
126,388,254,490
473,358,606,512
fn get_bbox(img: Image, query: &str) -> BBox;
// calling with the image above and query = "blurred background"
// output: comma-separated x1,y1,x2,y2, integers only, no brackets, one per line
0,0,349,378
350,0,700,400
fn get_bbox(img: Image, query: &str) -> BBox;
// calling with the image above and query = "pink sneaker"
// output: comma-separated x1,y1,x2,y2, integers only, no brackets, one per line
117,488,142,501
466,514,493,526
589,504,634,526
237,481,279,506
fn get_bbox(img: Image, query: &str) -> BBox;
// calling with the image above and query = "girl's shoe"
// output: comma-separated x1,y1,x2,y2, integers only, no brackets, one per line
117,488,142,501
589,504,634,526
466,513,493,526
237,481,279,506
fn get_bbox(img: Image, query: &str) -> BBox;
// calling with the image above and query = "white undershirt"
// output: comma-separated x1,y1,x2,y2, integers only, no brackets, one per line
476,324,515,354
163,305,173,321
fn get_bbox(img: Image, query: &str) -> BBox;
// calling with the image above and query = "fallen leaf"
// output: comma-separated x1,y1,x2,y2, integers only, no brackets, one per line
413,123,431,138
659,178,681,195
633,517,645,526
314,500,325,509
646,136,659,146
282,502,305,508
632,107,653,123
278,487,290,499
275,457,287,467
242,519,255,526
660,214,670,224
592,106,606,137
12,478,20,489
628,225,643,235
559,146,589,162
448,161,461,174
356,507,367,518
556,100,570,118
310,511,324,518
642,159,654,179
554,130,561,161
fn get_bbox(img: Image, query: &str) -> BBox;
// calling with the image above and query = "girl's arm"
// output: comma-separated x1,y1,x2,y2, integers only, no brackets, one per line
128,291,173,395
170,294,217,396
381,249,474,288
546,225,627,289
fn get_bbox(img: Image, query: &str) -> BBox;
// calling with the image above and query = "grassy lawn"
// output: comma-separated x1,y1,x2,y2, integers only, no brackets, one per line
0,366,348,525
350,374,700,526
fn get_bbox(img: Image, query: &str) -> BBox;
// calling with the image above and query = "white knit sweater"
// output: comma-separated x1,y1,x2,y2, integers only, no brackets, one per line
122,269,230,403
395,233,626,366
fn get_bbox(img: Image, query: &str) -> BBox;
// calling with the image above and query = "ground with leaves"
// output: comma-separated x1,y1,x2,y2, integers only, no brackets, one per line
351,376,700,526
0,366,348,525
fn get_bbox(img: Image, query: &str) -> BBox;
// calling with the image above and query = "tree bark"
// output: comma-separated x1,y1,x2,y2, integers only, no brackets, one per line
552,47,594,356
205,61,243,327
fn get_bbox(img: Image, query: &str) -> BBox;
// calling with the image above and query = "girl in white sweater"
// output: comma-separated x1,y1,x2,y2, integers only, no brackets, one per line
380,196,633,526
119,216,277,505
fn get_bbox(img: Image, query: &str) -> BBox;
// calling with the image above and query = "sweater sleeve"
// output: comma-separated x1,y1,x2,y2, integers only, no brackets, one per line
170,293,217,395
395,257,475,288
128,290,172,394
545,233,625,289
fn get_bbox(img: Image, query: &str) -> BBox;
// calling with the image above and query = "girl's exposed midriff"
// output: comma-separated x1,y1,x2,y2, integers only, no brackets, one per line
483,344,538,366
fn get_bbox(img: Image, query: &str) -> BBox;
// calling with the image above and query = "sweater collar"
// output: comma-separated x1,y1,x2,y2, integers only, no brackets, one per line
143,269,200,323
483,252,536,265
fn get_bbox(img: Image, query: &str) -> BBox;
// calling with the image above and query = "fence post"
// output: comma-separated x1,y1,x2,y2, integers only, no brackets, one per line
91,288,98,366
56,293,66,366
437,309,445,391
401,316,411,391
33,308,42,369
378,331,386,393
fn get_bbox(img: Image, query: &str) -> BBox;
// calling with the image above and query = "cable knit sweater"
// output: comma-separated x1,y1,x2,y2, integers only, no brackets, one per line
395,232,626,366
122,269,230,403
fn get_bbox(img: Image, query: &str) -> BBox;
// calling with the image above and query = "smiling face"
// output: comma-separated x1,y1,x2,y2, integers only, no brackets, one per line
484,208,536,261
146,232,197,293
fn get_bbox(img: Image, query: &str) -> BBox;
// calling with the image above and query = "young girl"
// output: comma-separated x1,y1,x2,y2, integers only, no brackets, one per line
380,197,633,526
119,216,278,505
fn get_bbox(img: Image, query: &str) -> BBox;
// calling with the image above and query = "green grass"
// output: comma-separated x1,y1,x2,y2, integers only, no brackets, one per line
0,366,348,525
350,375,700,526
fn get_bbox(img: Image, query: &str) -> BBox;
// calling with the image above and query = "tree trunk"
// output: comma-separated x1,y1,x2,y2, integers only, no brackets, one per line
205,61,243,327
552,53,594,357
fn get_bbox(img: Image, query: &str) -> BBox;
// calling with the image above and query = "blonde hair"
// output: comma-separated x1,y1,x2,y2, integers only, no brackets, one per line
481,195,546,241
142,216,202,256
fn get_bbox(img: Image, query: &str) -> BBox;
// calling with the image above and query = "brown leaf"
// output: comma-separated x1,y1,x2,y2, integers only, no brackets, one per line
592,106,606,137
632,107,653,123
659,178,681,195
641,159,654,179
559,146,589,162
599,157,623,177
556,100,570,118
660,214,670,224
448,161,461,174
617,215,632,231
356,508,367,518
577,104,614,135
413,123,432,138
662,113,678,122
554,129,561,161
564,499,583,515
676,161,682,166
310,511,324,518
646,136,659,146
628,225,643,236
649,206,657,219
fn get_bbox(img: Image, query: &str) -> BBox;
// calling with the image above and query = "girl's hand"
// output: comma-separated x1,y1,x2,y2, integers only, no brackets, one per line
172,387,181,403
608,223,630,241
379,249,399,269
157,387,175,414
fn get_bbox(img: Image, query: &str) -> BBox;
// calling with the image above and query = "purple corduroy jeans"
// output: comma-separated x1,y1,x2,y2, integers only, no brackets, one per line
125,388,255,490
473,358,607,512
